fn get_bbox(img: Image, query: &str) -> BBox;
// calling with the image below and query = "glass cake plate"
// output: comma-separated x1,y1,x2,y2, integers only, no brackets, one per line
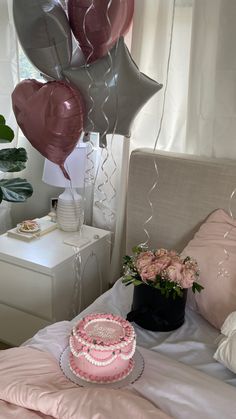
60,346,144,389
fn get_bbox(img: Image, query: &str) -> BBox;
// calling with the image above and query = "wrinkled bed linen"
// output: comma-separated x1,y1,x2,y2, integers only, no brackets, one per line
0,347,170,419
24,279,236,385
20,280,236,418
1,345,236,419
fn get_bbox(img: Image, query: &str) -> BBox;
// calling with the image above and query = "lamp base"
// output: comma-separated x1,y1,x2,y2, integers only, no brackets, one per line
57,190,84,232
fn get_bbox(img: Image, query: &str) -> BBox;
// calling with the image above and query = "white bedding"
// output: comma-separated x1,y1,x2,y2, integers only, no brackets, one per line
22,279,236,418
24,279,236,386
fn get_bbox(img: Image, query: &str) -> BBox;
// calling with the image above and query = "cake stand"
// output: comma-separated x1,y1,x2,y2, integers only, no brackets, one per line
60,346,144,389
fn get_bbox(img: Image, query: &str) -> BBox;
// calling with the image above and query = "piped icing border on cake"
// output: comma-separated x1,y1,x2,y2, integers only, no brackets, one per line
69,353,135,384
70,335,136,366
72,313,136,351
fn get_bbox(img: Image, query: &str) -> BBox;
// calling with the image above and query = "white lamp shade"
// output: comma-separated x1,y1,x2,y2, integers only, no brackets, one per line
42,143,87,188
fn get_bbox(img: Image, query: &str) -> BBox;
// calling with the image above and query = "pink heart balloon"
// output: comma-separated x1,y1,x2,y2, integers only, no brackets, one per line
68,0,134,63
12,80,85,179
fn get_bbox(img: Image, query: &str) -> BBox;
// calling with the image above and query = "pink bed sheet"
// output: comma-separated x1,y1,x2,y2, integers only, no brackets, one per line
0,347,171,419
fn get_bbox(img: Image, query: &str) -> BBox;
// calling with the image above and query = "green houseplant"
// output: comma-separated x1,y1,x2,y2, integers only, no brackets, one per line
0,115,33,203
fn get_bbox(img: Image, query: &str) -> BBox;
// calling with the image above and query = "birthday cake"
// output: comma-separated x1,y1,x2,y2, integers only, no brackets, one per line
69,313,136,383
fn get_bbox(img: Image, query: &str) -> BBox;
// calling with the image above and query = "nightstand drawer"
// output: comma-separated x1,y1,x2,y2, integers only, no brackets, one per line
0,303,50,346
0,261,52,320
0,224,111,345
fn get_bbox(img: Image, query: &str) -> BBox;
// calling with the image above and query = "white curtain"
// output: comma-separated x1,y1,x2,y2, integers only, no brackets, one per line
130,0,193,153
0,0,19,140
0,0,19,232
186,0,236,158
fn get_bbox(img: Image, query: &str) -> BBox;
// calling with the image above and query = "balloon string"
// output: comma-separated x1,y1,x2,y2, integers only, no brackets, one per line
83,0,95,133
217,188,236,280
140,0,176,248
95,147,116,228
70,248,104,319
107,39,120,205
81,251,104,297
64,155,86,318
94,6,119,231
84,134,96,185
153,1,176,152
82,0,100,223
108,134,118,204
71,247,83,317
100,0,113,139
139,159,160,248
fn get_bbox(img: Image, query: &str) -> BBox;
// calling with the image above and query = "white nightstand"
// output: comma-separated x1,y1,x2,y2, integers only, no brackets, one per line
0,223,111,346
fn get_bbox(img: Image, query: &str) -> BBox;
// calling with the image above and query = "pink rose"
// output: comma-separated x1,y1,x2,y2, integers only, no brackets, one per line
184,258,199,273
179,268,196,288
169,250,178,258
166,265,183,283
139,260,162,281
136,251,155,271
154,255,172,270
155,248,168,257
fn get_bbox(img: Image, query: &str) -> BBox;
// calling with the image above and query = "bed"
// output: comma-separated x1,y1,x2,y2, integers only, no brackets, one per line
1,148,236,418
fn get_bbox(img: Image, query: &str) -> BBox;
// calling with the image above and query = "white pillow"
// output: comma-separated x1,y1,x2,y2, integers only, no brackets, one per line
214,311,236,373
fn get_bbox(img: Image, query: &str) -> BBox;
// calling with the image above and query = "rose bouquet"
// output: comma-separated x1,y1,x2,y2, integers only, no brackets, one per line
122,246,204,300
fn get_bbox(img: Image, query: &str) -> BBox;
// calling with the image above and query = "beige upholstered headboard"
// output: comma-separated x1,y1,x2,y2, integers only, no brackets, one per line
126,148,236,253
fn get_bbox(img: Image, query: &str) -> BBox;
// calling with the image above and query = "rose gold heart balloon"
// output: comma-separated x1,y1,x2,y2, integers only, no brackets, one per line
12,80,85,179
68,0,134,63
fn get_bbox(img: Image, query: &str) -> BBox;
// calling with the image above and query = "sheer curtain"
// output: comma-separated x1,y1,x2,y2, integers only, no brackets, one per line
0,0,19,135
130,0,193,152
0,0,19,232
186,0,236,158
130,0,236,159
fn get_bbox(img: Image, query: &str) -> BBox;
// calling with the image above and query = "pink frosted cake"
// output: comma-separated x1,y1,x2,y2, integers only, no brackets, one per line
69,313,136,383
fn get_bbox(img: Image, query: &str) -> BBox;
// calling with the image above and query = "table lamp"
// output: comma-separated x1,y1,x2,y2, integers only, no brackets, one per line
42,142,87,232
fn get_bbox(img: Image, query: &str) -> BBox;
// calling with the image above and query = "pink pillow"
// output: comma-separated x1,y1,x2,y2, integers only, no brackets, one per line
182,209,236,330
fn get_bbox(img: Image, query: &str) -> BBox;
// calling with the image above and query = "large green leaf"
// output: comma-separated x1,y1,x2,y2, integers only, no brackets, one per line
0,148,28,172
0,121,14,143
0,178,33,203
0,115,6,125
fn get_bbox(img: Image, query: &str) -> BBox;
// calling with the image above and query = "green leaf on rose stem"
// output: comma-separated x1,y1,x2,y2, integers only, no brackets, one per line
122,276,134,283
132,246,143,254
123,255,132,263
133,280,143,286
192,282,204,293
174,286,181,296
124,281,133,287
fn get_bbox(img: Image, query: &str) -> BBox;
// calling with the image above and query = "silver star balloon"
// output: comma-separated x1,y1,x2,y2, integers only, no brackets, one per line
63,37,162,147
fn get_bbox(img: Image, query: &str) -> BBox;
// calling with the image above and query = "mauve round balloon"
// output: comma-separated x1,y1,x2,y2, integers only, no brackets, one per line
67,0,134,63
12,80,85,179
13,0,72,80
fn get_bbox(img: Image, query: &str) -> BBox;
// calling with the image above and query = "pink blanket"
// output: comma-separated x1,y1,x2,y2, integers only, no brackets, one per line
0,347,171,419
